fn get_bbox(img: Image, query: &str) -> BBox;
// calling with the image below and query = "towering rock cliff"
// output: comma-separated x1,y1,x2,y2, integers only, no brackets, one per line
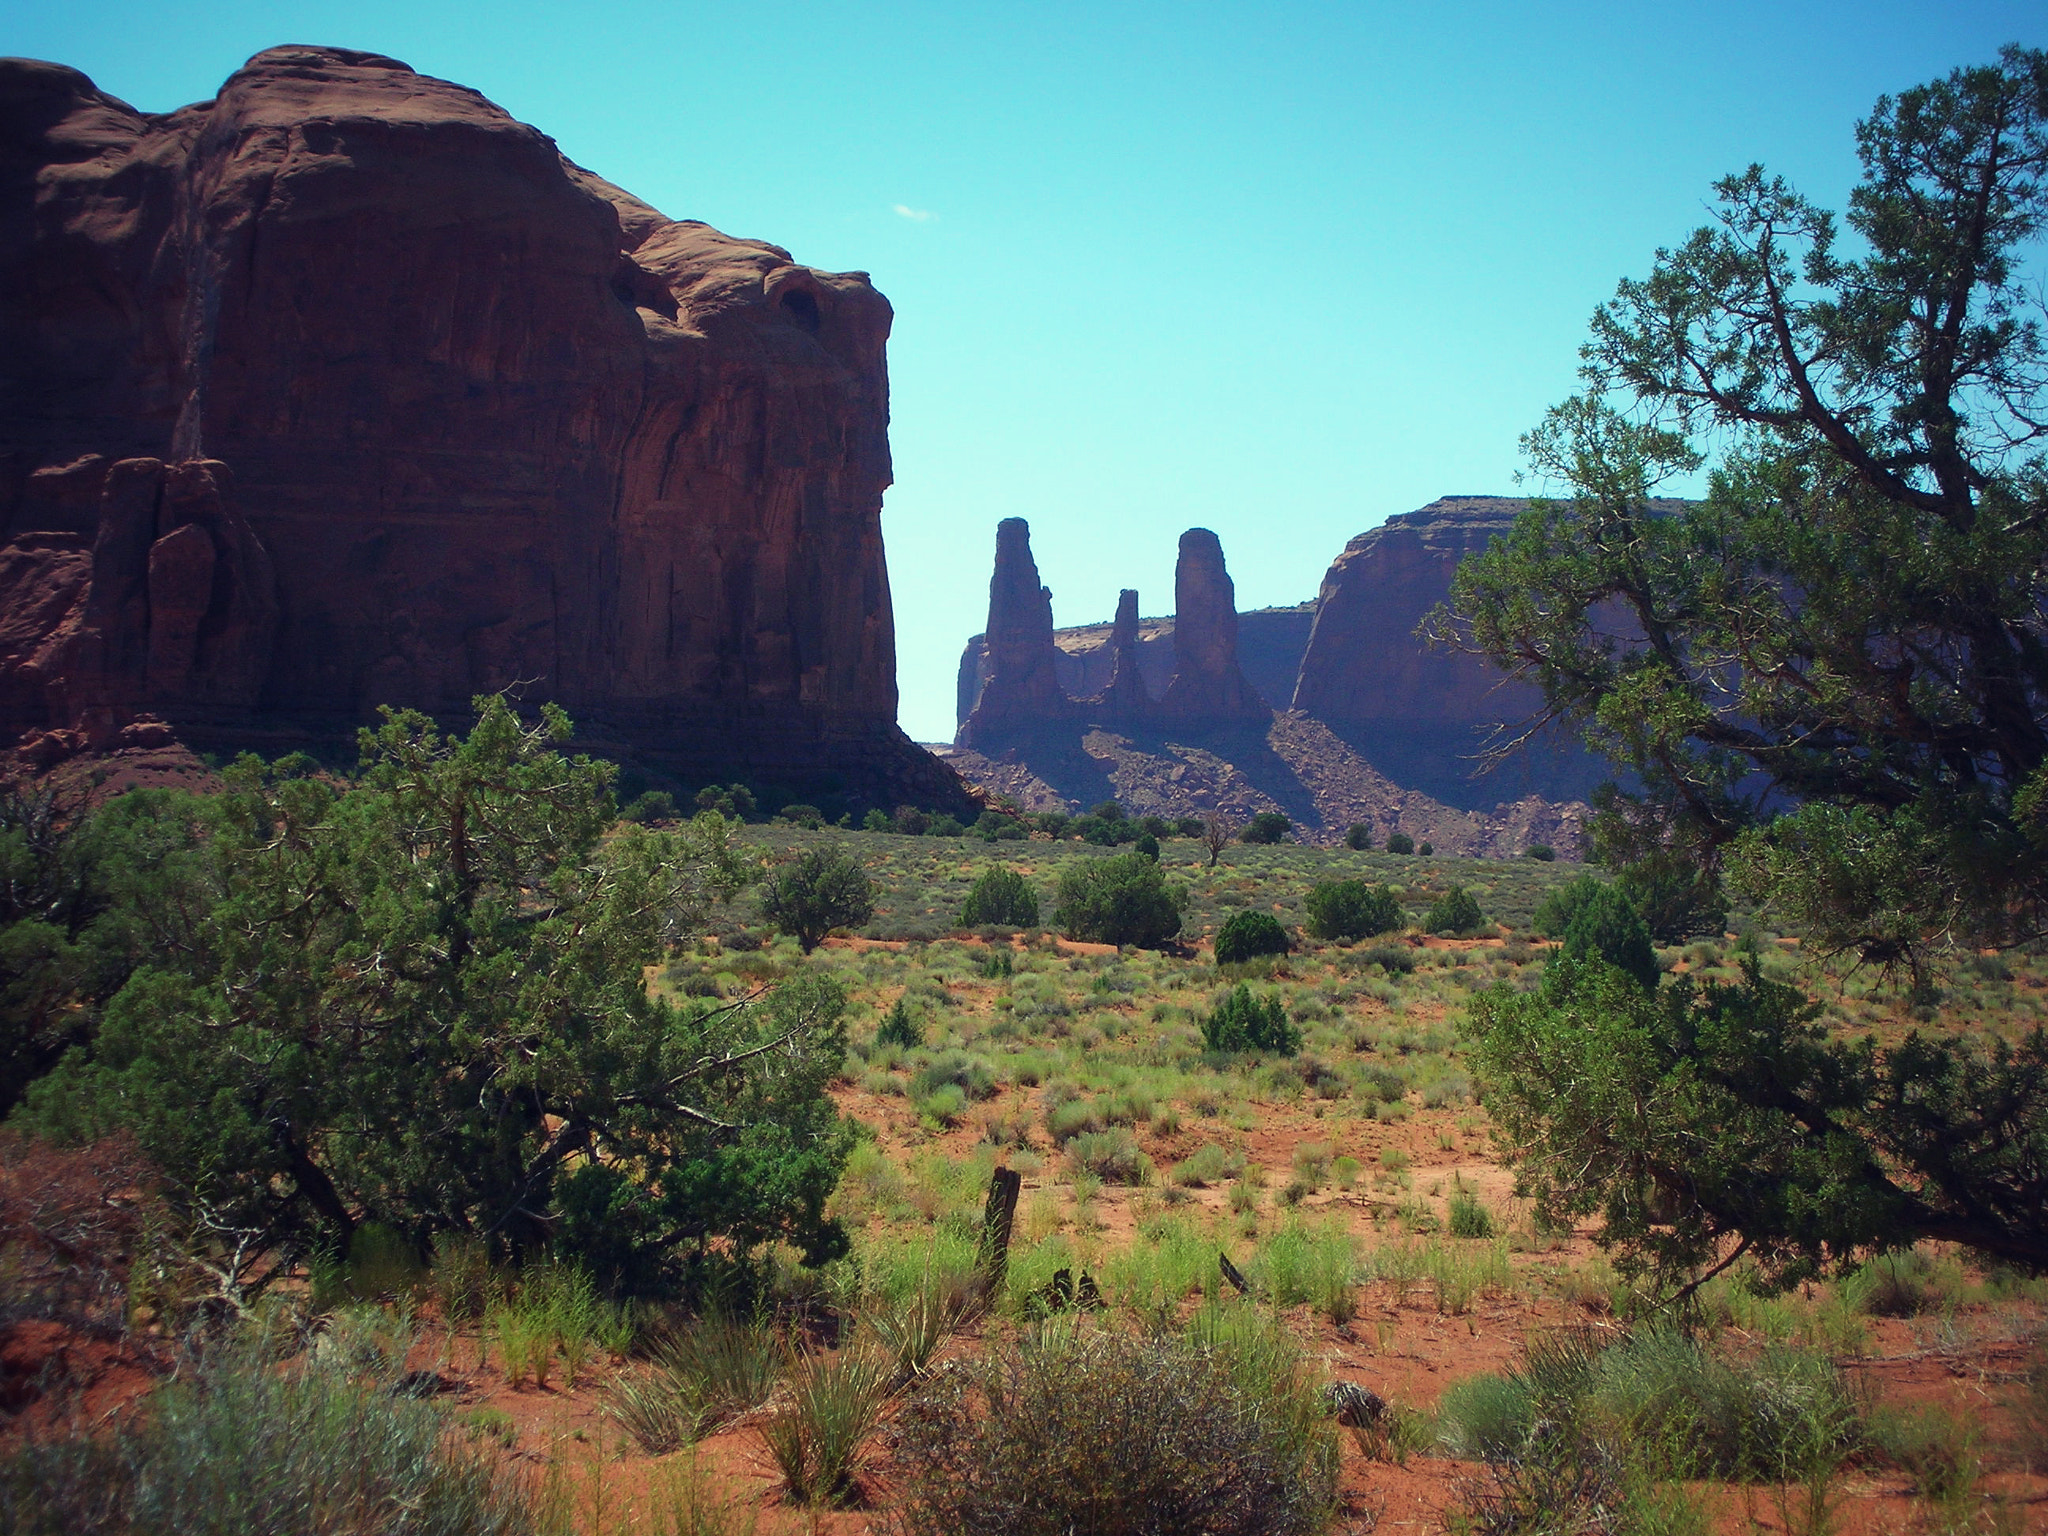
1156,529,1269,725
1290,495,1673,807
957,517,1070,747
0,47,963,806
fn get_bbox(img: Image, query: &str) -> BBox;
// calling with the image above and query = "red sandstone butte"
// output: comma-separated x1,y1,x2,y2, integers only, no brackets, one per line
0,46,964,806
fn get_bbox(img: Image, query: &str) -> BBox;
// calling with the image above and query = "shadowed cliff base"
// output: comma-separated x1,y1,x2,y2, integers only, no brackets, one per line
939,711,1586,858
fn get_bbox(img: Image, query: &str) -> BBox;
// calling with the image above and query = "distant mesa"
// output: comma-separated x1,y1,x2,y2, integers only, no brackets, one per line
946,497,1636,852
0,46,968,810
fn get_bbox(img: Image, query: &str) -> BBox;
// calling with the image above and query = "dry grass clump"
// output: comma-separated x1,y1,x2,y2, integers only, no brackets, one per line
892,1315,1338,1536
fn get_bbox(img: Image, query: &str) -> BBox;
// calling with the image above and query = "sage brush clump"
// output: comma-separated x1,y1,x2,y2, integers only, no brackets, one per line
893,1323,1337,1536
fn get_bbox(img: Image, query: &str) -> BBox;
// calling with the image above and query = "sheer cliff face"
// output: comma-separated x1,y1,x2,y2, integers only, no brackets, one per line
1291,495,1653,807
0,47,947,799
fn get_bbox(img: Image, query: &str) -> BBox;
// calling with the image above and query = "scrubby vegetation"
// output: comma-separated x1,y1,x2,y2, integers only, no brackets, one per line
4,696,2047,1536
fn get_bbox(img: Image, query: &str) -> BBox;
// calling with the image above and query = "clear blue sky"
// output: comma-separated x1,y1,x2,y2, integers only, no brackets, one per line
9,1,2040,740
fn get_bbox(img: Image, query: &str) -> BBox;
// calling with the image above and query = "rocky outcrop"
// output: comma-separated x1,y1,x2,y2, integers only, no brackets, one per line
0,47,964,807
957,518,1070,747
939,710,1586,857
955,604,1312,730
1156,529,1269,725
1290,496,1685,808
1093,590,1149,721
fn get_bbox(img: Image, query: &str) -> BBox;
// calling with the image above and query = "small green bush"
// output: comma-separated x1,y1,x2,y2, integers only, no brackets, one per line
876,997,923,1049
1240,811,1292,845
1202,984,1302,1056
1134,832,1161,861
760,1346,892,1507
1423,886,1486,937
622,790,678,824
1524,844,1555,860
1215,910,1291,964
960,866,1040,928
1384,832,1415,855
1447,1187,1496,1239
912,1050,996,1102
1345,823,1374,851
1360,942,1415,973
1066,1128,1148,1184
1052,853,1185,947
1303,880,1401,942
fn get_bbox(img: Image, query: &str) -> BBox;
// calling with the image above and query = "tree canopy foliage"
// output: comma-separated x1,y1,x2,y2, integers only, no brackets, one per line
1452,51,2048,1289
1052,854,1185,947
13,698,854,1296
1213,910,1291,965
1472,955,2048,1295
1303,879,1402,942
1440,46,2048,974
760,846,875,954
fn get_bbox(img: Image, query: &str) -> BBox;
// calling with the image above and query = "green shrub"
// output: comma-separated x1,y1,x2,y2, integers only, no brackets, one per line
893,1323,1338,1536
1214,910,1290,964
1066,1128,1148,1184
1418,841,1434,856
762,845,875,953
778,803,825,829
622,790,678,824
1384,832,1415,855
1202,985,1301,1056
1423,885,1486,937
1052,854,1185,947
1524,844,1555,860
1046,1095,1105,1145
912,1050,996,1102
0,1338,534,1536
759,1346,892,1507
1345,823,1374,851
863,808,894,833
876,997,923,1049
696,783,758,819
927,814,966,838
13,700,853,1299
1134,832,1161,861
960,865,1040,928
1447,1186,1497,1239
1240,811,1292,845
1171,1144,1245,1188
1360,941,1415,973
1559,882,1659,990
1436,1328,1862,1482
1530,873,1605,937
1304,880,1402,941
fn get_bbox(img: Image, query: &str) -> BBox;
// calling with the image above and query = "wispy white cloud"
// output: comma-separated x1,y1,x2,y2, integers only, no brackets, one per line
892,203,937,223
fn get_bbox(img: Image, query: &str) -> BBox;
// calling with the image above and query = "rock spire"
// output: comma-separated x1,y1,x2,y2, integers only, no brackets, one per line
959,518,1071,745
1157,528,1269,724
1093,589,1150,721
